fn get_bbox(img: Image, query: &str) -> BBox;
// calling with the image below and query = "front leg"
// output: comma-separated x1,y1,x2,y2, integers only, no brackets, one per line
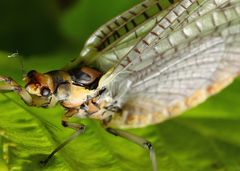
0,76,32,105
40,109,85,165
106,128,158,171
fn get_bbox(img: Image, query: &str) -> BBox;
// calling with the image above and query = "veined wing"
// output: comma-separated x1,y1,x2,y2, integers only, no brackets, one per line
66,0,179,72
101,1,240,128
111,0,236,74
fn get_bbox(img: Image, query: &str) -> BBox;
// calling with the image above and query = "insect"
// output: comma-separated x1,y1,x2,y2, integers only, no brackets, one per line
1,0,240,170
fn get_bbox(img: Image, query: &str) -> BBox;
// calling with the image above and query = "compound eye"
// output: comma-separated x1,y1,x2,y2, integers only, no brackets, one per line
27,70,37,78
40,87,51,97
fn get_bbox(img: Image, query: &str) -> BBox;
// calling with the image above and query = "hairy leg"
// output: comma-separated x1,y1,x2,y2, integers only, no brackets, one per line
40,109,85,165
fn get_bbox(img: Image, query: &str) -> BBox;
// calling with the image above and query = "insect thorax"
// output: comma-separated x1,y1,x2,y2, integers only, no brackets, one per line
45,66,117,120
48,67,101,104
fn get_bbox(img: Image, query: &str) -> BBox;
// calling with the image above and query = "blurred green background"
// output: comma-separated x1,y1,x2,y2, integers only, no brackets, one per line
0,0,240,171
0,0,139,58
0,0,142,81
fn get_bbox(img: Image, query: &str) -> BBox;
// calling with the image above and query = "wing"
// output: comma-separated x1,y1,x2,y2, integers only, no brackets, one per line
99,0,240,128
65,0,180,72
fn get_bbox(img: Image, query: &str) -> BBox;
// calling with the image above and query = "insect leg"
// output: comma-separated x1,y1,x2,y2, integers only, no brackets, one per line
40,109,85,165
0,76,32,105
106,128,157,171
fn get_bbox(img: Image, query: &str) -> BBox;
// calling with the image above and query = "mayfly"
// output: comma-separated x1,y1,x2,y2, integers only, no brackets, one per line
1,0,240,170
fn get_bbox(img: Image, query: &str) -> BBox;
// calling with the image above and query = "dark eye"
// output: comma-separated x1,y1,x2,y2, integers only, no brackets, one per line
27,70,37,78
40,87,51,97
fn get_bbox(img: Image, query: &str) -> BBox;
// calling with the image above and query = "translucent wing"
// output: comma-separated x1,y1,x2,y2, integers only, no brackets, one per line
99,0,240,128
66,0,179,72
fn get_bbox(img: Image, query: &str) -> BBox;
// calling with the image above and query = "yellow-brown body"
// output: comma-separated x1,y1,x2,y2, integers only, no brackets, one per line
23,66,113,120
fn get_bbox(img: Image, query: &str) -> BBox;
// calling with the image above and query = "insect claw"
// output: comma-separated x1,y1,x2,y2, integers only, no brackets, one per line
39,159,48,167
